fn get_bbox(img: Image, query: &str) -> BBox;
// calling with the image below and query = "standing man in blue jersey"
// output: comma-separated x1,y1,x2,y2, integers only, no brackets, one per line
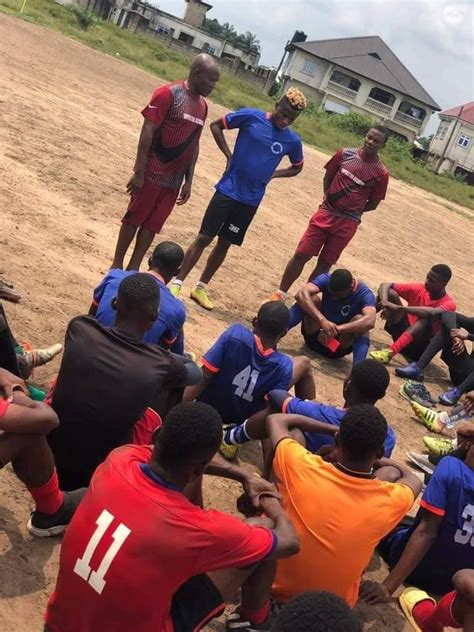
90,241,187,353
170,88,307,310
288,268,376,364
184,300,315,459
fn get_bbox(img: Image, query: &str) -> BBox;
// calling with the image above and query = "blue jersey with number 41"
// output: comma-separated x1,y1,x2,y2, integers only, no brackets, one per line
198,323,293,424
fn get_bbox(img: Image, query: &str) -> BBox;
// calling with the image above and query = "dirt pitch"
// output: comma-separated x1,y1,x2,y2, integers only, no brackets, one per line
0,14,473,632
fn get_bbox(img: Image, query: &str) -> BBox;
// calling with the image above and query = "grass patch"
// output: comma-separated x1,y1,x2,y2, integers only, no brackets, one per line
2,0,473,211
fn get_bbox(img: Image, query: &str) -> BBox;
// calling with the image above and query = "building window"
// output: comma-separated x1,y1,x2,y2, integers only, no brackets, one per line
156,24,170,35
368,87,395,106
204,44,216,55
178,32,194,45
458,134,471,148
329,70,360,92
301,58,316,76
435,120,450,140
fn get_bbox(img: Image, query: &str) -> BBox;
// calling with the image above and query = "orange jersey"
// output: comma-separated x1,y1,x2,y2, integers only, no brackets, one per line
272,439,415,606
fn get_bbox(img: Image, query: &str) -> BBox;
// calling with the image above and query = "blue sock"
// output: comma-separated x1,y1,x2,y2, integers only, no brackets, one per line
225,421,250,446
288,304,305,330
353,336,370,364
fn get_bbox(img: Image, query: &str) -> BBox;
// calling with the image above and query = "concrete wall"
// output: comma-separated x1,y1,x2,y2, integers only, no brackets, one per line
183,0,208,28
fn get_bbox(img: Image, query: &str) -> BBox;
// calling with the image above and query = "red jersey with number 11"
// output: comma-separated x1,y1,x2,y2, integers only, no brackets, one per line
45,445,274,632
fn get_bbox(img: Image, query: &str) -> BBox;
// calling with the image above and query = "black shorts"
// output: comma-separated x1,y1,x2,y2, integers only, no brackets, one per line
384,316,428,362
170,574,224,631
199,192,258,246
301,322,352,358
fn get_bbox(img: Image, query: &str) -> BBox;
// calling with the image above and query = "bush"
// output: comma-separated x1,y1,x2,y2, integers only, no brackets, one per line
72,7,94,30
330,111,375,136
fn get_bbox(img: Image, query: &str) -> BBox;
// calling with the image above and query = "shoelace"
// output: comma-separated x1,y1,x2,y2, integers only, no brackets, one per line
408,383,435,402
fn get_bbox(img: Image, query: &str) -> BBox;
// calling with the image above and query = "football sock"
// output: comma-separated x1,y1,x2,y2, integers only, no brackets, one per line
390,332,413,356
288,304,304,329
225,421,250,445
352,335,370,364
413,591,459,632
276,290,288,300
28,469,64,515
240,600,270,625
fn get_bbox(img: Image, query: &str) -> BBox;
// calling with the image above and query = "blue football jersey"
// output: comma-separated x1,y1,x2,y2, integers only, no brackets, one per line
216,108,304,206
288,274,376,329
198,323,293,424
93,270,186,350
285,397,396,457
390,456,474,595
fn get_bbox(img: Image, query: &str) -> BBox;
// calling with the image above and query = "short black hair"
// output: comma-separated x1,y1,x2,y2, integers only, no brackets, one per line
350,359,390,402
150,241,184,276
371,125,389,144
431,263,452,284
256,301,290,337
339,404,387,459
117,272,160,312
154,402,222,469
272,591,361,632
328,269,353,293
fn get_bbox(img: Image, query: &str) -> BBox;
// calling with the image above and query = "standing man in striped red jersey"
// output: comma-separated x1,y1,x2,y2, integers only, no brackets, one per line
111,54,220,272
272,126,390,302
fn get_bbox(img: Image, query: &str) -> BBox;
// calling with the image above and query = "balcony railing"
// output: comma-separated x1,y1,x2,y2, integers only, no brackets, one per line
364,97,392,116
394,111,423,129
326,80,358,101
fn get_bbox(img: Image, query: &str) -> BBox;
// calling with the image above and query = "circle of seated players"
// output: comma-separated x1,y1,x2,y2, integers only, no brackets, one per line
0,253,473,632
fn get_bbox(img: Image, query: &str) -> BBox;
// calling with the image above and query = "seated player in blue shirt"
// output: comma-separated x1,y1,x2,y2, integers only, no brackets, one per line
170,88,307,310
289,268,376,364
90,241,186,353
184,300,315,460
224,359,396,465
360,420,474,602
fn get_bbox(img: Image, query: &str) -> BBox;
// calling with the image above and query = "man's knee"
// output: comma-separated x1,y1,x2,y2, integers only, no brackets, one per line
293,355,312,376
196,233,213,248
453,569,474,602
216,238,232,252
293,251,311,264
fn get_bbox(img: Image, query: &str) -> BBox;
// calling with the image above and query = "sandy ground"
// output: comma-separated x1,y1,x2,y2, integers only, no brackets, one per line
0,14,473,632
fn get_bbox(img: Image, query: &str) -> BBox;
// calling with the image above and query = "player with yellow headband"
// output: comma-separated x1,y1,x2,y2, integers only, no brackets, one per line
170,88,307,310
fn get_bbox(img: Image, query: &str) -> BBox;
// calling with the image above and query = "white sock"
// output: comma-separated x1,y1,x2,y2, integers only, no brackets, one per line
277,290,288,300
196,281,207,289
171,279,183,287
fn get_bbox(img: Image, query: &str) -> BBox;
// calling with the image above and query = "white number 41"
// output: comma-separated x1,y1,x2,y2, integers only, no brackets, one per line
232,365,260,402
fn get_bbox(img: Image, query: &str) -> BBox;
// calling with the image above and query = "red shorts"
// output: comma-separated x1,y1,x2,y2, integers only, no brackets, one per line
296,208,359,265
122,180,180,234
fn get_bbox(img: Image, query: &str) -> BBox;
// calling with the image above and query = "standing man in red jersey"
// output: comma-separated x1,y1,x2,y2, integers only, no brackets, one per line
272,126,389,302
111,54,220,272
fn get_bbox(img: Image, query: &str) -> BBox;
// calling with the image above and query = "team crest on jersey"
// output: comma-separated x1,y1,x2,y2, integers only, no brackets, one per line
341,304,352,316
271,141,283,155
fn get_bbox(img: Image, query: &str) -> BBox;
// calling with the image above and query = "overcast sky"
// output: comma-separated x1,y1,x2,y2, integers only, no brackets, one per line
157,0,473,134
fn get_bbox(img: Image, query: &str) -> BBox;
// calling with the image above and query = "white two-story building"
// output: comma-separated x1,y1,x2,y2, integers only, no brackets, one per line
281,35,440,141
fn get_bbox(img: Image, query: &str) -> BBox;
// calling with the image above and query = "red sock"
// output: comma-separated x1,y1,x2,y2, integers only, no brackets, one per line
240,601,270,625
412,592,460,632
412,599,441,632
27,469,64,514
431,591,459,628
390,332,413,356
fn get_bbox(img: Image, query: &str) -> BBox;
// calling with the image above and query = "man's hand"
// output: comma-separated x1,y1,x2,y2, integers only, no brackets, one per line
176,181,192,206
463,391,474,415
126,172,145,195
452,327,469,341
320,318,339,337
243,474,281,510
359,580,391,604
0,368,27,401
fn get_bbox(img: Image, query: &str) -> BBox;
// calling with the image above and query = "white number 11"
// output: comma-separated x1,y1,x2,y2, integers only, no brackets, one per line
74,509,131,595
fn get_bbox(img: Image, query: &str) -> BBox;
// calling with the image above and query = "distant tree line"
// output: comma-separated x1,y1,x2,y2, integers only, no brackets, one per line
202,18,260,55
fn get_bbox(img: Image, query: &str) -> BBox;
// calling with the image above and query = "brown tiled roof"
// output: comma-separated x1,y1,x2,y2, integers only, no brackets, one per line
292,35,440,110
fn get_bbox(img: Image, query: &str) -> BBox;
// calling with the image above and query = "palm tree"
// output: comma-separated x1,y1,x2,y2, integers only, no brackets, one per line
239,31,261,54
